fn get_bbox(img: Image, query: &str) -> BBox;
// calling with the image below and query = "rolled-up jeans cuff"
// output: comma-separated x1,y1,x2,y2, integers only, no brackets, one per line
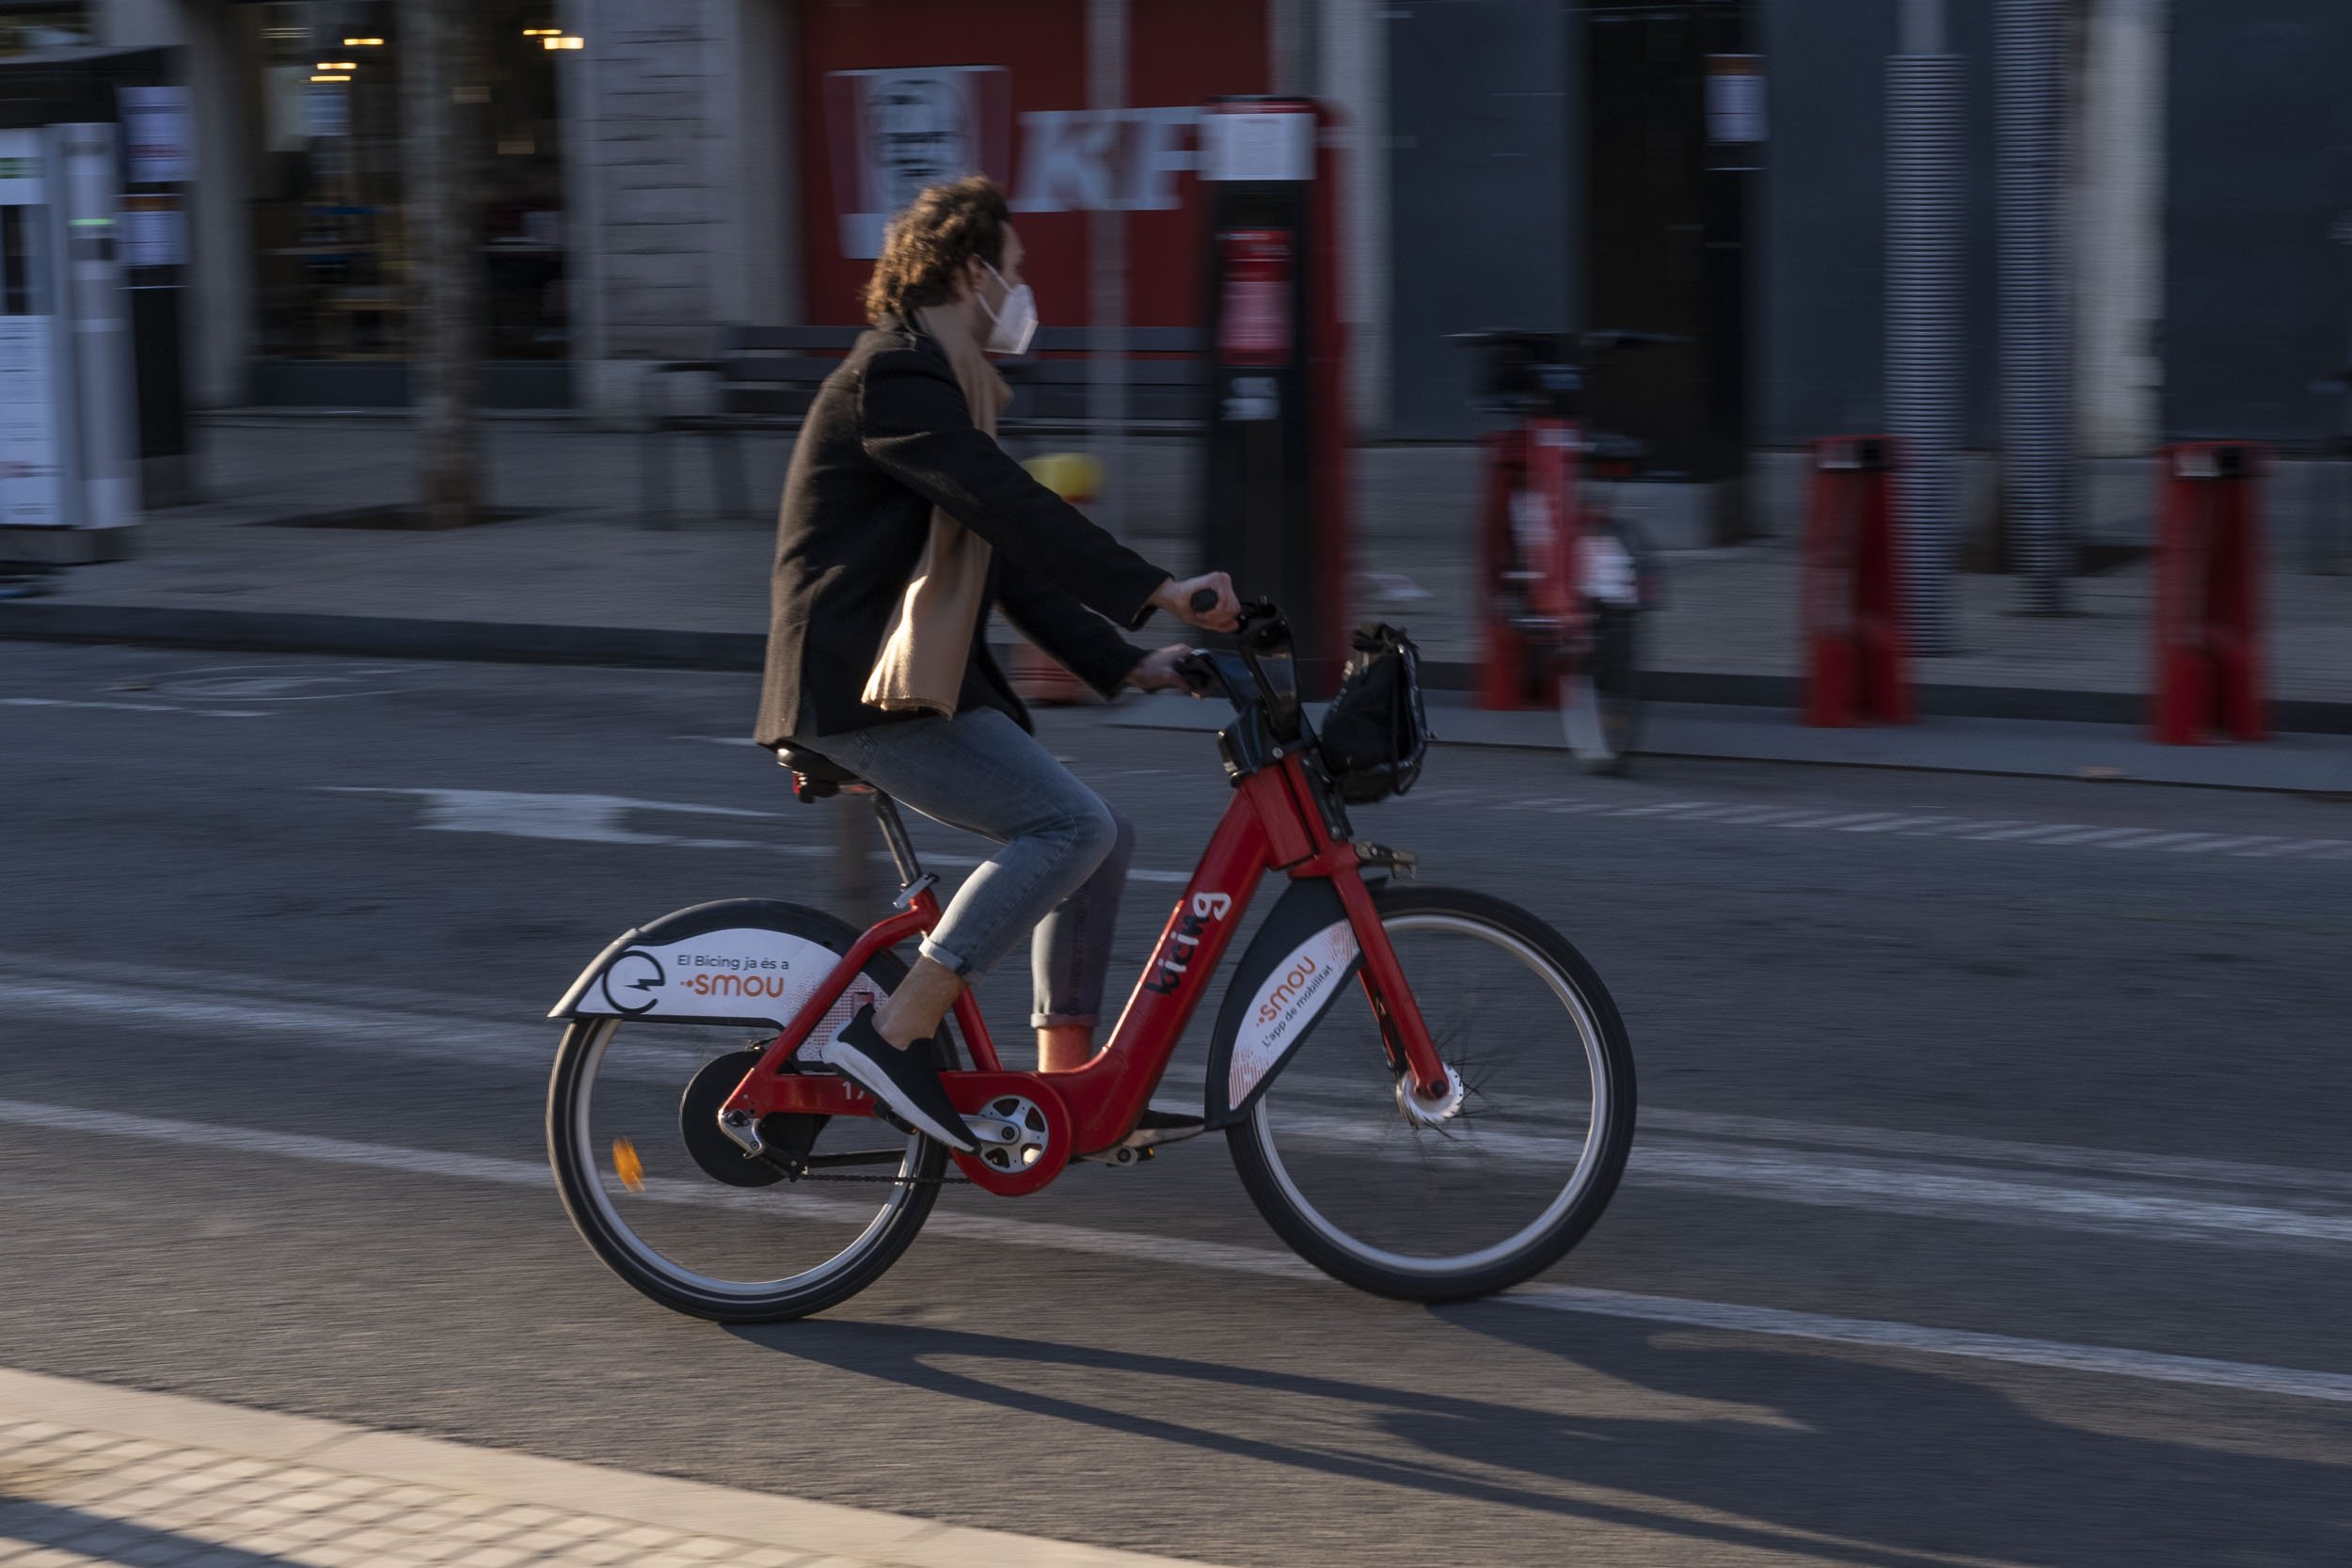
1029,1010,1100,1030
918,937,978,978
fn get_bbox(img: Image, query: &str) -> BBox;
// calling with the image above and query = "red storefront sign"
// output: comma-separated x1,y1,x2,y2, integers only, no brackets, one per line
796,0,1271,327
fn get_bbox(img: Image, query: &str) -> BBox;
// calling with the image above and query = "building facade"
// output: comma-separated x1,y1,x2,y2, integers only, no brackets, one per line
64,0,2352,455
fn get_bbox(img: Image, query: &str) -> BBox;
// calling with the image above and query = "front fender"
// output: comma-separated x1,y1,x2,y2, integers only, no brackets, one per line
549,898,869,1032
1204,877,1367,1127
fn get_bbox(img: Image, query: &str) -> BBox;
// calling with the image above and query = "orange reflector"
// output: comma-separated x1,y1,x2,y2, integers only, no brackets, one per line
612,1135,645,1192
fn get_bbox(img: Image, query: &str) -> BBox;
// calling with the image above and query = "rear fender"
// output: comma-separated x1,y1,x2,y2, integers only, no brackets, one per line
548,898,878,1032
1204,878,1368,1128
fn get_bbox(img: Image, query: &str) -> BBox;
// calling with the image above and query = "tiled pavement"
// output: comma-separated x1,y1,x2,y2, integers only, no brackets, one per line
0,1370,1213,1568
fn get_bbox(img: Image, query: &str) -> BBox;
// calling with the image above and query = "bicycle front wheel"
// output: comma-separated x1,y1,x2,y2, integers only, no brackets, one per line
1227,885,1635,1302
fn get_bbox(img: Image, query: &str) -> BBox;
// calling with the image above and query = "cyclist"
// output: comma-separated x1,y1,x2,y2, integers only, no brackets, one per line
754,176,1241,1151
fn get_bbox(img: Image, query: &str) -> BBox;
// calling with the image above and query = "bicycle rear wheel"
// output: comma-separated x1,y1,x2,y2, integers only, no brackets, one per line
1227,884,1635,1302
547,910,946,1323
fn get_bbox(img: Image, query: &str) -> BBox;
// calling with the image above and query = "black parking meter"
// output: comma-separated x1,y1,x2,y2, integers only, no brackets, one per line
1198,98,1349,696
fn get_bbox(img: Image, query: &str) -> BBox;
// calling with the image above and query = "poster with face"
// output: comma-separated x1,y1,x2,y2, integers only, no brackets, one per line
823,66,1012,259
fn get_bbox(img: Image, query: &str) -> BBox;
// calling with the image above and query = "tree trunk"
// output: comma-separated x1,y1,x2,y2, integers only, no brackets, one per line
404,0,479,530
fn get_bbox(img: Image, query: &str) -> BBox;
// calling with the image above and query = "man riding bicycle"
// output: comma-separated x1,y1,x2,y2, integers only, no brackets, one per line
754,176,1241,1152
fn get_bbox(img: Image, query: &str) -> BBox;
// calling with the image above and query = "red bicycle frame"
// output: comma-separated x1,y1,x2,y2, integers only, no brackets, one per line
716,752,1449,1193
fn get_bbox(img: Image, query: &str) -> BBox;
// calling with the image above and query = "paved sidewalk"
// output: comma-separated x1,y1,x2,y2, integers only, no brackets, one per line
1117,692,2352,795
0,1367,1216,1568
6,414,2351,740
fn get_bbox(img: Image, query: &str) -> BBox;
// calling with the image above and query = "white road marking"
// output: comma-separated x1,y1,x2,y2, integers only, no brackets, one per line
1501,1285,2352,1406
1,696,270,719
4,1094,2349,1407
1263,1106,2352,1255
14,966,2352,1257
1485,794,2349,862
315,787,1197,881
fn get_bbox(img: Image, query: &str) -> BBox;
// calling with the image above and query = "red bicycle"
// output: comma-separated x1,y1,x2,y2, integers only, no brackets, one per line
547,603,1635,1322
1464,330,1671,774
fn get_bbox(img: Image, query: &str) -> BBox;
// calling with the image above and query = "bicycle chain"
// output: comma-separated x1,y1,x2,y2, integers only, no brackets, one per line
785,1166,972,1186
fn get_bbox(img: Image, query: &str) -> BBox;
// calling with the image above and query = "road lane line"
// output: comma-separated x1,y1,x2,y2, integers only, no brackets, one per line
19,971,2352,1207
2,696,271,718
1500,1286,2352,1405
4,1095,2347,1407
1262,1108,2352,1254
313,787,1200,882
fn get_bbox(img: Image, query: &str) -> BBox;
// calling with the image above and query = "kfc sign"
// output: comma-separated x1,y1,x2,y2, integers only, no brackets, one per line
1010,107,1201,214
823,67,1012,259
826,78,1205,256
797,0,1271,324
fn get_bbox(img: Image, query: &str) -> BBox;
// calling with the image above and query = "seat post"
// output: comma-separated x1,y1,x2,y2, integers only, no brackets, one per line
871,794,924,889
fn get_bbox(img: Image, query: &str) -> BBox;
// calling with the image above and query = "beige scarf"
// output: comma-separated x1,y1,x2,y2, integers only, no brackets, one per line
860,305,1014,718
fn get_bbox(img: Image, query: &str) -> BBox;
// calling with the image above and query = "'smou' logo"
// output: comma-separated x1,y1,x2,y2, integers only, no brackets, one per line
680,972,799,1000
1256,953,1323,1025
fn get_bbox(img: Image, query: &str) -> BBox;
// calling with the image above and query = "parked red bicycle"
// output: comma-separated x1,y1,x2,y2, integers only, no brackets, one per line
1464,330,1672,774
547,601,1635,1322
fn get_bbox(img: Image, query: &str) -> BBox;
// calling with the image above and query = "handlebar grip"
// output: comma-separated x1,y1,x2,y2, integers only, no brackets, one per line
1188,588,1220,614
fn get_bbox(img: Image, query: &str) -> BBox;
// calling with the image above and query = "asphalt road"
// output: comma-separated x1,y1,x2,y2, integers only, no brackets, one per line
6,642,2350,1567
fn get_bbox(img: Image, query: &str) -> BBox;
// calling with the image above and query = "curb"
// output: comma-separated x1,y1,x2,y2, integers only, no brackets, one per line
0,601,770,671
0,1365,1217,1568
8,599,2352,737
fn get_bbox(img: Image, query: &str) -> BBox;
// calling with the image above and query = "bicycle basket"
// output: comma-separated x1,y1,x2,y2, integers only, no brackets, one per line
1315,624,1430,804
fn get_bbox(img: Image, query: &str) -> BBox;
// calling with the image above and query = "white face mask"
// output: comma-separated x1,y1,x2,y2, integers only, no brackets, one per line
977,261,1038,356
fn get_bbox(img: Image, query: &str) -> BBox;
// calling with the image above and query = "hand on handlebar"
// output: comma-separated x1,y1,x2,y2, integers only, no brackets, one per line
1152,572,1242,634
1126,643,1202,696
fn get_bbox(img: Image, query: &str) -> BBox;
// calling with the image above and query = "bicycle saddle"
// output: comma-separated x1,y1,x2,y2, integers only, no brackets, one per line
775,742,861,802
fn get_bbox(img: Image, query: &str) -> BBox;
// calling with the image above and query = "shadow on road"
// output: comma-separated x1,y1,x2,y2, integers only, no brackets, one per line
733,1307,2351,1567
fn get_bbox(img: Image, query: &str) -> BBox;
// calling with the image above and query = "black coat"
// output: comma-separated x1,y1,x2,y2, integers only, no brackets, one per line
755,324,1170,749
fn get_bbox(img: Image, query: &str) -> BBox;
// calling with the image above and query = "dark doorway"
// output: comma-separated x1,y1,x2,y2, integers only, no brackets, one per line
1582,0,1753,530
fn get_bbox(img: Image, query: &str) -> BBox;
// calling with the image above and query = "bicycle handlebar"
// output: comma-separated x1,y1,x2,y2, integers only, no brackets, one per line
1171,597,1303,742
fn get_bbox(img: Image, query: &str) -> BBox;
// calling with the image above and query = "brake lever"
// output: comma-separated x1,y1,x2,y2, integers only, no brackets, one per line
1171,651,1222,697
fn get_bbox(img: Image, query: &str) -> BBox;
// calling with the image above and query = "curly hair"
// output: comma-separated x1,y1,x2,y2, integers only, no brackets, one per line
863,176,1011,325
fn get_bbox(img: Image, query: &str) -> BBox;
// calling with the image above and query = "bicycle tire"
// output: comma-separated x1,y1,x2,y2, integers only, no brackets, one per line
546,904,946,1323
1226,884,1636,1303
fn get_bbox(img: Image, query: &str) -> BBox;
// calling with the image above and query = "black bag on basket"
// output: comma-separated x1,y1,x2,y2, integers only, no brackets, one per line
1316,624,1430,803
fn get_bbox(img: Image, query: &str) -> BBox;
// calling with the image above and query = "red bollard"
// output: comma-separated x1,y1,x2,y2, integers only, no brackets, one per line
1803,436,1911,726
1475,424,1572,709
2152,441,2268,745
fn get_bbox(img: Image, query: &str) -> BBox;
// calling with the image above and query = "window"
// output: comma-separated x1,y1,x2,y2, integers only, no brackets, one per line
242,1,568,362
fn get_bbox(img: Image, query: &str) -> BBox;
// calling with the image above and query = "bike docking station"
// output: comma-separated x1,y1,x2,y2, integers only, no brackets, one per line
2152,441,2268,746
1474,402,1577,713
1802,436,1912,727
1198,97,1352,697
0,119,141,569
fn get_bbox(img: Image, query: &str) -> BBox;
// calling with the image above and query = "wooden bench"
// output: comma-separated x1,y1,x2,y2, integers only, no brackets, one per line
638,324,1207,527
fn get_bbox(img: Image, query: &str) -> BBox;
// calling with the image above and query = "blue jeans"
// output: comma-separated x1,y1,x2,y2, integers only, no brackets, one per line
813,708,1136,1029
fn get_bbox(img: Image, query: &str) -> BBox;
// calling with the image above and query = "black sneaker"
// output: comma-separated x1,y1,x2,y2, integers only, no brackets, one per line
813,1006,977,1153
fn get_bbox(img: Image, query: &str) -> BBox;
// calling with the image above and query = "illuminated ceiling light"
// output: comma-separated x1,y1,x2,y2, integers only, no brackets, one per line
316,61,358,71
342,38,384,47
521,28,562,37
309,73,351,83
542,36,584,50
